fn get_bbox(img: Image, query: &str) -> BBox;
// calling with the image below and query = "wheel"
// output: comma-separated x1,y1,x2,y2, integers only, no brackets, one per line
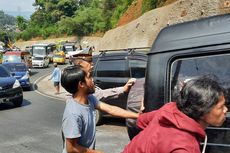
24,85,31,91
95,109,103,125
12,95,23,107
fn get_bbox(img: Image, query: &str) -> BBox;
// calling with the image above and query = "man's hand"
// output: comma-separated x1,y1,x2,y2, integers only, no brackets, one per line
123,78,136,93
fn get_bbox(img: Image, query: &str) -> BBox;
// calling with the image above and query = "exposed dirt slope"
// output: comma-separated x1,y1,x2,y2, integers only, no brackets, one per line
97,0,230,50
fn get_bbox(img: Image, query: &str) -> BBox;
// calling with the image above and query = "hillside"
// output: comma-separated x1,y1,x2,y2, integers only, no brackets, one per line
15,0,230,51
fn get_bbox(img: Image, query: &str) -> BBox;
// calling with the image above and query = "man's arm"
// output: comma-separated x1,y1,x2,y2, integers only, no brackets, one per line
66,138,103,153
96,102,139,119
94,78,136,101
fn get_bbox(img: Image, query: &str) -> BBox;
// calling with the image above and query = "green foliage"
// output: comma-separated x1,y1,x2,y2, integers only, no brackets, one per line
16,16,28,31
16,0,161,40
71,6,106,35
142,0,163,13
57,17,76,35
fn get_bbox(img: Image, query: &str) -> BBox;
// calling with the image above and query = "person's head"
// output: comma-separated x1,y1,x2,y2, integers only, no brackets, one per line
53,63,57,67
73,55,93,73
176,75,228,127
61,65,95,95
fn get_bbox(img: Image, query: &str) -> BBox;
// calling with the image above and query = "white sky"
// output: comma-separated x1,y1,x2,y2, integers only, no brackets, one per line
0,0,35,12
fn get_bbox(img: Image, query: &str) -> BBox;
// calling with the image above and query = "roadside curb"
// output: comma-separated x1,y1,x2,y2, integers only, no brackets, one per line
33,73,68,102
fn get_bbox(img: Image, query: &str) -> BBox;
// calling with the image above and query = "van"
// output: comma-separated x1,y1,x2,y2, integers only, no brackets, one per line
145,14,230,153
3,51,32,68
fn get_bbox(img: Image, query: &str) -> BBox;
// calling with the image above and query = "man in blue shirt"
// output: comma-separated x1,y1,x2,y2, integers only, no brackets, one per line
49,63,61,94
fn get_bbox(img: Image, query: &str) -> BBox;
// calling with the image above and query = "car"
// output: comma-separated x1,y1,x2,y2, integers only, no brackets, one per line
144,14,230,153
3,51,32,68
2,62,31,90
92,47,149,124
32,55,49,68
0,65,23,107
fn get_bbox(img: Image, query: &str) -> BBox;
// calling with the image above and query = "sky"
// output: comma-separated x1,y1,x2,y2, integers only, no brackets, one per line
0,0,35,12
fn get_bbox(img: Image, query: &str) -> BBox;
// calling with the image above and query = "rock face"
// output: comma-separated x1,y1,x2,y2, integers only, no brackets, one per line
16,0,230,51
96,0,230,50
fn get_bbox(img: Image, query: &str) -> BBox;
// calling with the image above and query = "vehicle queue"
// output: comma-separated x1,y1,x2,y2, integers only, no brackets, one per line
0,41,84,108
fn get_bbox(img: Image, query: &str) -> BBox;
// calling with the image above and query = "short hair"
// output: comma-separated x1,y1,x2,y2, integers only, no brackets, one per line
72,55,92,65
176,75,226,120
61,65,86,94
53,63,57,67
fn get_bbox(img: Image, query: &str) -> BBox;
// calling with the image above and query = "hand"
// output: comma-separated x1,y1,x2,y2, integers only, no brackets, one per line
139,98,145,113
123,78,136,93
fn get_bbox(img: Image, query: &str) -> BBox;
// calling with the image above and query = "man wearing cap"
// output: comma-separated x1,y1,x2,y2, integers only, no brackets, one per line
73,54,136,102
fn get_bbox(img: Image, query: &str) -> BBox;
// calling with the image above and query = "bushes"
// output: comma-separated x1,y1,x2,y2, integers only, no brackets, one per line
17,0,164,40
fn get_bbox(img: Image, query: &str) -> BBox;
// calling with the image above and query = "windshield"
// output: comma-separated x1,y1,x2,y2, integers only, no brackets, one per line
0,66,10,77
3,55,21,62
33,46,46,56
64,46,74,51
33,56,44,60
3,63,27,72
54,55,63,58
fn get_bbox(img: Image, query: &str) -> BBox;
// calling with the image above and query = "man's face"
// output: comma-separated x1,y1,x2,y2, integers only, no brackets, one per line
202,95,228,127
84,71,95,94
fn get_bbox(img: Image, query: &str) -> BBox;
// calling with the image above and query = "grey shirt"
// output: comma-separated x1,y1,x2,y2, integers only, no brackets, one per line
62,95,99,153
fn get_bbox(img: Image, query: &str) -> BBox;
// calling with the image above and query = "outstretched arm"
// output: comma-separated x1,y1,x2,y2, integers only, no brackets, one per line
94,78,136,101
96,102,139,119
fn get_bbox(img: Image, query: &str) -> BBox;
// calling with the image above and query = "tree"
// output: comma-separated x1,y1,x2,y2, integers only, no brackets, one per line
16,16,27,31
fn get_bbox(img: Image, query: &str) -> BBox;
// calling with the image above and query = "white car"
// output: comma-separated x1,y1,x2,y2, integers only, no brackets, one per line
32,55,49,68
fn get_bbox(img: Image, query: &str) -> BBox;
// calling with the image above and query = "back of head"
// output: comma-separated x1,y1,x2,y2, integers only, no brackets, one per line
53,63,57,67
176,75,225,120
72,54,92,65
61,65,85,94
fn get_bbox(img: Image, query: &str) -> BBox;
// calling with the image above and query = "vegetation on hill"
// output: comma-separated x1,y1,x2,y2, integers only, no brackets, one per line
0,11,17,47
0,0,168,43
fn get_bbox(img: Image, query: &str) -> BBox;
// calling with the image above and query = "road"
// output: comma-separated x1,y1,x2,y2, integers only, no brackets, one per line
0,64,129,153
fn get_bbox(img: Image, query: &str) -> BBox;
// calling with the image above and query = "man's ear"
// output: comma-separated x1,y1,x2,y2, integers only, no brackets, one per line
78,81,85,88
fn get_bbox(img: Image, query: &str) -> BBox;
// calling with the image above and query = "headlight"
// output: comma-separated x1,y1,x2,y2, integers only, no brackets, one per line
21,72,29,80
13,79,21,88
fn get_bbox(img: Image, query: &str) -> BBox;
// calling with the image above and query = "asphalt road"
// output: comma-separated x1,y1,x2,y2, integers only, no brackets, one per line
0,63,130,153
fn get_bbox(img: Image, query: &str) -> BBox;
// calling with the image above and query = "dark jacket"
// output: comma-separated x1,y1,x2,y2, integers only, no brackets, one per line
122,102,206,153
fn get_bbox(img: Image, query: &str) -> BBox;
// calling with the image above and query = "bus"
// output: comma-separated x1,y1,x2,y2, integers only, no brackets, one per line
31,43,56,63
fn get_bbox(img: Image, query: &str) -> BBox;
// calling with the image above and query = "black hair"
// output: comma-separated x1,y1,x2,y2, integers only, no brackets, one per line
61,65,86,94
176,75,226,120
